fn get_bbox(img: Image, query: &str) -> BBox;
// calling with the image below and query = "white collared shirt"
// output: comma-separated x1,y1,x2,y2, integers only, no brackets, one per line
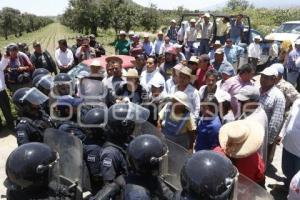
140,69,165,92
55,48,74,66
248,42,261,59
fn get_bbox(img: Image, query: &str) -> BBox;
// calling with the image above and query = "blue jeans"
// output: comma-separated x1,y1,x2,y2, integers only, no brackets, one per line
198,39,210,55
282,148,300,186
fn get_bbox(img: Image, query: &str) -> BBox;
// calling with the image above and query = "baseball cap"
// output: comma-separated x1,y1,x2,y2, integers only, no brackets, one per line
260,67,278,77
270,63,284,75
235,85,260,101
220,62,235,76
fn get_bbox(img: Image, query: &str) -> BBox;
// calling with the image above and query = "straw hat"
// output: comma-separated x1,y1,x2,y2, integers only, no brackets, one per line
172,91,191,110
90,60,102,67
179,66,193,78
124,68,139,78
105,56,123,65
219,120,264,158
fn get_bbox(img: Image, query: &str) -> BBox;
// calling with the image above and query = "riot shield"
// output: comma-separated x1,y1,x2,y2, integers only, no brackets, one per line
44,128,84,192
133,121,189,191
233,174,274,200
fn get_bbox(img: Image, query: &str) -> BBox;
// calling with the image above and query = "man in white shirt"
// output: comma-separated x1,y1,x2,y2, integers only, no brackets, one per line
248,35,262,68
266,36,279,64
0,55,14,129
184,19,198,59
159,36,173,55
281,98,300,189
140,56,165,93
152,31,164,57
196,13,214,55
55,39,74,73
170,66,200,120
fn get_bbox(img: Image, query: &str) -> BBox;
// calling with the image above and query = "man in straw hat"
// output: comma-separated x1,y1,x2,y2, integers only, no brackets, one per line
214,119,266,185
103,56,125,92
259,67,285,164
157,91,196,152
170,66,200,120
184,18,198,59
248,35,262,68
167,19,178,44
152,31,164,57
196,13,214,55
115,30,130,55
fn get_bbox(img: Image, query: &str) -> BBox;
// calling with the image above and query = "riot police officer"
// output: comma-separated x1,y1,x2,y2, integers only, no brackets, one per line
32,74,53,96
176,150,238,200
91,103,150,199
124,134,174,200
6,142,59,199
82,107,107,194
13,87,54,146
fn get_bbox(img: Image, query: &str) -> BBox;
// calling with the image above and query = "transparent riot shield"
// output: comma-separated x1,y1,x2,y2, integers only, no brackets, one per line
43,128,84,199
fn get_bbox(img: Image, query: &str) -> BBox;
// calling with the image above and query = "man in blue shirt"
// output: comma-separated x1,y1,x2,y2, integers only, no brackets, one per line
142,33,154,56
230,14,244,45
224,38,244,70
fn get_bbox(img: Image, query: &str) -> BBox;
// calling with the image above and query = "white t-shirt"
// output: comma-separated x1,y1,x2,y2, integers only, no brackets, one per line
282,99,300,158
248,43,261,59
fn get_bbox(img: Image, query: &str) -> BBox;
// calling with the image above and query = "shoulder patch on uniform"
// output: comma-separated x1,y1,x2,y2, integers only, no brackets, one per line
103,158,112,167
87,155,96,162
17,131,25,137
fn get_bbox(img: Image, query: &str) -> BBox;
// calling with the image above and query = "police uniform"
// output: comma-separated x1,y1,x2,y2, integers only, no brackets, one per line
124,174,174,200
100,142,128,182
15,112,54,146
83,144,103,194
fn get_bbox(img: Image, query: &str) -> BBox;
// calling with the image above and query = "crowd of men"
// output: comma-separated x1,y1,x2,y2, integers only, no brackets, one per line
1,13,300,199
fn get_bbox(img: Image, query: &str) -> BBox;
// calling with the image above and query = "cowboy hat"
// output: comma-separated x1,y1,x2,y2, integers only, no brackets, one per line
179,66,193,78
105,56,123,65
90,60,102,67
172,91,191,110
124,68,139,78
219,120,264,158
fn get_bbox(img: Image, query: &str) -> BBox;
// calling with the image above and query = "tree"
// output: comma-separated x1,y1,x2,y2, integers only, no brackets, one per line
227,0,251,10
140,4,160,32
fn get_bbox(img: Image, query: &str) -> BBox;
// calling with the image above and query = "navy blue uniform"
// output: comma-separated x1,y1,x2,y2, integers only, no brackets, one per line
100,142,128,182
15,113,54,146
124,174,174,200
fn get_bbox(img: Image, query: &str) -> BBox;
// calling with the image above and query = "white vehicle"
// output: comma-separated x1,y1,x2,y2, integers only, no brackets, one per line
265,21,300,43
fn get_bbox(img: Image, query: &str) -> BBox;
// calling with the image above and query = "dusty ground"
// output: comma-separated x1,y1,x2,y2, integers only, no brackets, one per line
0,127,288,199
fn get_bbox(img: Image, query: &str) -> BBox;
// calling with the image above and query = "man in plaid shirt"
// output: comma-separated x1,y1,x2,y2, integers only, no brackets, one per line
259,67,286,164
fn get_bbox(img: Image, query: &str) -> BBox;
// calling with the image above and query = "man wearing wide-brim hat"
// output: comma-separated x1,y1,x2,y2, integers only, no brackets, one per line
214,119,266,185
115,30,130,55
248,35,262,68
157,91,196,152
115,68,147,104
169,66,200,120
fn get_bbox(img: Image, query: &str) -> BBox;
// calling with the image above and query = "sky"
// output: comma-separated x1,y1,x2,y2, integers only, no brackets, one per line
0,0,299,16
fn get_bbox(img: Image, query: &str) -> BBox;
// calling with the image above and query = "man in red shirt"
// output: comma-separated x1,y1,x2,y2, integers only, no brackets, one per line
194,54,214,89
214,119,266,186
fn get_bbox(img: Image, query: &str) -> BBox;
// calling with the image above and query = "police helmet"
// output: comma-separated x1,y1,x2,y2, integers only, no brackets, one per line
54,73,72,82
32,74,53,95
12,87,49,115
6,142,58,189
82,107,106,126
32,68,50,80
180,150,237,200
127,134,167,175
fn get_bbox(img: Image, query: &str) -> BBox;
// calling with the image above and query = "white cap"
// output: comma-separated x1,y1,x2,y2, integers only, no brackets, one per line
214,40,221,45
254,35,262,41
190,18,196,23
295,39,300,45
204,13,210,18
260,67,278,77
119,30,126,35
171,19,176,23
270,63,284,75
128,31,134,35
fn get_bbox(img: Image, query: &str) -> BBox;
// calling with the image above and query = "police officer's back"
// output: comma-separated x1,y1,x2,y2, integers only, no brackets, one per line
124,134,174,200
13,87,54,146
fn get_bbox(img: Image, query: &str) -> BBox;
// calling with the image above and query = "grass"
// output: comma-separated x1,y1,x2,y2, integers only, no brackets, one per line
0,23,119,124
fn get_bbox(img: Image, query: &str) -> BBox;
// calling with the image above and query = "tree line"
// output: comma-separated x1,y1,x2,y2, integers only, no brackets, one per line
0,7,54,40
60,0,300,37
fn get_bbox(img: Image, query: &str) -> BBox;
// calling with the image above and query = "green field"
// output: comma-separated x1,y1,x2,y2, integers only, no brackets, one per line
0,23,115,57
